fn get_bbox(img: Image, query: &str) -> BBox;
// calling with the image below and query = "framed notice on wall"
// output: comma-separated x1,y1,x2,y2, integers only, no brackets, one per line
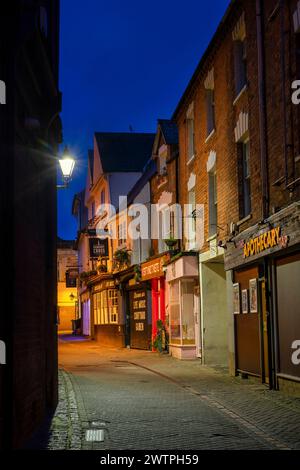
249,279,258,313
241,289,249,314
233,283,240,314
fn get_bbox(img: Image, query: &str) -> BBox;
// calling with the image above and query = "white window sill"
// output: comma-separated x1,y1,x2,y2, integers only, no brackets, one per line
237,213,252,227
206,234,217,242
187,154,195,165
205,128,216,144
233,84,247,106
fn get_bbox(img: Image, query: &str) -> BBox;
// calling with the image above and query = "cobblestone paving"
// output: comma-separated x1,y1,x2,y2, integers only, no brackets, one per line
47,370,82,450
44,336,300,450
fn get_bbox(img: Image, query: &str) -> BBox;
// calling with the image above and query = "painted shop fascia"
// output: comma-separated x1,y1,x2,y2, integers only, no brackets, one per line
224,202,300,271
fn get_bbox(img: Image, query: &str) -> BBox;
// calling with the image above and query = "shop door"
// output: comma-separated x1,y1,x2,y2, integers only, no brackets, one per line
234,266,262,377
194,286,201,358
276,253,300,380
130,290,150,350
260,279,269,383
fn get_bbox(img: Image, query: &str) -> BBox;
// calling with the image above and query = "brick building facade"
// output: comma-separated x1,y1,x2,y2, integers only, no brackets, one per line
170,0,300,388
140,120,179,350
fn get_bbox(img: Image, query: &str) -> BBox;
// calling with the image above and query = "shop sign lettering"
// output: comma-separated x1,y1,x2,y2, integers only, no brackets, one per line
243,227,289,258
141,254,170,281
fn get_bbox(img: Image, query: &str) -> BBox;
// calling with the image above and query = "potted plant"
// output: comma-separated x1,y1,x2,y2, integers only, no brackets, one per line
153,320,169,354
134,264,141,282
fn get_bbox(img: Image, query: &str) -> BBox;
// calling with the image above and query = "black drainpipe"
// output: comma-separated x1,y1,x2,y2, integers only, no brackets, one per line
256,0,269,220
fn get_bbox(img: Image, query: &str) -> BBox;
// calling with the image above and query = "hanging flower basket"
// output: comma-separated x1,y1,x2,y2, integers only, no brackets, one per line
164,238,178,249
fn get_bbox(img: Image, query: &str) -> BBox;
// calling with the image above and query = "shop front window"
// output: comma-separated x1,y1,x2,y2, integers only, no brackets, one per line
100,290,109,324
108,289,118,323
169,279,196,347
94,289,118,325
94,292,101,325
169,281,181,343
181,281,195,344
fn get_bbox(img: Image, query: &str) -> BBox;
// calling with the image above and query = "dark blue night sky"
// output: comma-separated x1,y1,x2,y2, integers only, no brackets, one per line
58,0,230,240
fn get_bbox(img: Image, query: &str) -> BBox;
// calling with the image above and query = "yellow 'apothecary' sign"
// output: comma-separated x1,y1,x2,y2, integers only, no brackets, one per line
243,227,284,258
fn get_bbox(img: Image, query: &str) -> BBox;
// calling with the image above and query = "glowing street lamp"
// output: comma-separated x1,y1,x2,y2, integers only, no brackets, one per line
57,146,75,189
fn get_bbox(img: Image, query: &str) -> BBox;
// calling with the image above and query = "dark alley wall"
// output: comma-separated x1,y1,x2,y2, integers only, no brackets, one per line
0,1,61,449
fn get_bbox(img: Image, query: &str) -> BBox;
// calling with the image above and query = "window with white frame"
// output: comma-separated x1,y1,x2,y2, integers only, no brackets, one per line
118,220,126,246
188,188,196,249
208,170,217,237
169,281,181,342
234,112,251,219
186,103,195,162
204,69,215,137
159,152,167,175
240,139,251,218
206,89,215,137
232,13,247,96
93,289,118,325
108,289,118,323
234,39,247,96
158,209,168,253
207,151,217,237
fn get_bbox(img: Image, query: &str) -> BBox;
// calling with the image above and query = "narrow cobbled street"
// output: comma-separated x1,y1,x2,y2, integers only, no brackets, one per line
38,335,300,451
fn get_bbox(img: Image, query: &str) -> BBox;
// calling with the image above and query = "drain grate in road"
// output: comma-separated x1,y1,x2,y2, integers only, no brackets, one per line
85,429,104,442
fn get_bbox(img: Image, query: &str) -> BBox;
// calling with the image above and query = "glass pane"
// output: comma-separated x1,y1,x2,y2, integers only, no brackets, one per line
181,281,195,343
169,281,181,341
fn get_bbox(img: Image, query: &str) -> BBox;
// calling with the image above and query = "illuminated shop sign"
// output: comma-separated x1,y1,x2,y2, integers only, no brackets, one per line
243,227,289,258
141,254,170,281
89,238,109,259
